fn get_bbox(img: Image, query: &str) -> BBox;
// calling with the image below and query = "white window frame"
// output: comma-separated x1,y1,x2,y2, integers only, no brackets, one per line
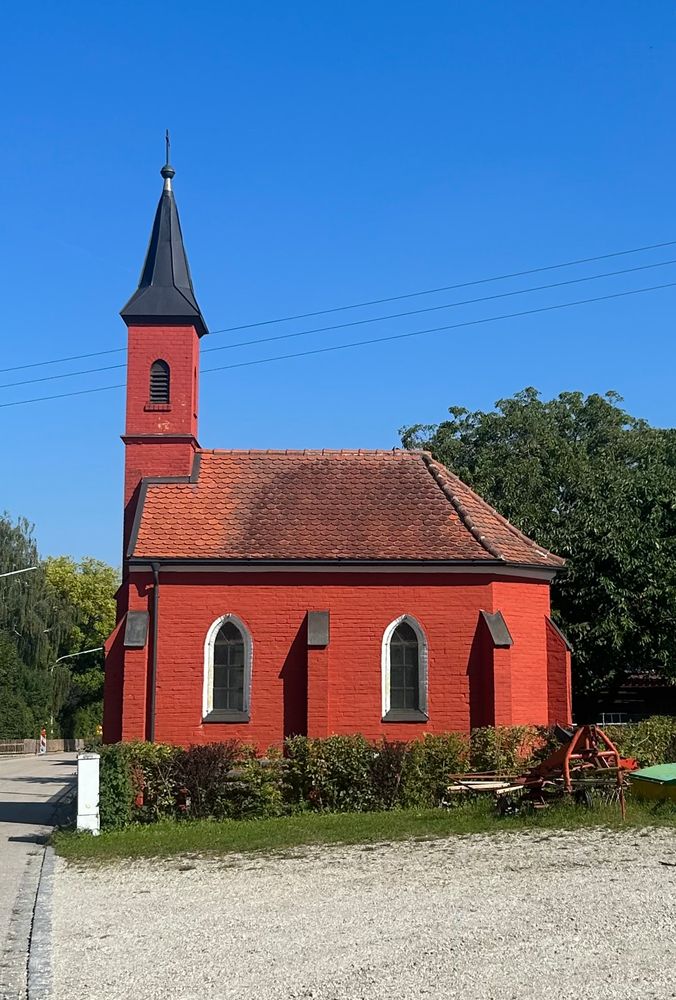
381,614,429,719
202,614,253,719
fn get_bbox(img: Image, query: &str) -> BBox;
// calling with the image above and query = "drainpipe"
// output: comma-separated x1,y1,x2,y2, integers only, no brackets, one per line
148,561,160,742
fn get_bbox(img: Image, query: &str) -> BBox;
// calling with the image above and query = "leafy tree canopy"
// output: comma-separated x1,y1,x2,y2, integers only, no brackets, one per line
0,516,70,670
44,556,119,736
401,388,676,715
0,515,119,739
44,556,117,656
0,630,38,740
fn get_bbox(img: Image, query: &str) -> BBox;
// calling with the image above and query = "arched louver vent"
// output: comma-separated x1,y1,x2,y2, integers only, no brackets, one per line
149,359,170,404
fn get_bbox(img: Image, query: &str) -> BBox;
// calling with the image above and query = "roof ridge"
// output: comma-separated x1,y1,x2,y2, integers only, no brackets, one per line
419,453,504,560
197,448,422,458
421,453,564,566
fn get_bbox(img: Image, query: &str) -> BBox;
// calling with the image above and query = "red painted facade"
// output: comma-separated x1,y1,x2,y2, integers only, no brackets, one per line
105,568,571,748
122,323,199,553
104,180,573,748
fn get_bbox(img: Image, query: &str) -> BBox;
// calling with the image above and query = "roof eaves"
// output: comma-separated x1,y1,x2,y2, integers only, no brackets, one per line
125,557,559,575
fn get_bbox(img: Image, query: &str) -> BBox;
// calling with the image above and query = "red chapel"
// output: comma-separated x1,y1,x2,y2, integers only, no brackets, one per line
103,157,572,748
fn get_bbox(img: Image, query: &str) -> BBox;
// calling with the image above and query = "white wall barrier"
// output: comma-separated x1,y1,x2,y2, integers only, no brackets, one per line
77,752,100,835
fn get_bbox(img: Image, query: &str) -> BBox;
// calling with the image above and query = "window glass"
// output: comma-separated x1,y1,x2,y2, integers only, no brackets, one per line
390,622,419,710
213,621,245,712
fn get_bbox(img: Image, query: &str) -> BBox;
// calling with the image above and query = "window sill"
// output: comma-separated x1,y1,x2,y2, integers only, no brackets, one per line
144,403,172,412
202,710,250,724
382,709,429,723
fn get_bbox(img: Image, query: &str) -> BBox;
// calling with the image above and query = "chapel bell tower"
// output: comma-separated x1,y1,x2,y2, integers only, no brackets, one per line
119,140,208,555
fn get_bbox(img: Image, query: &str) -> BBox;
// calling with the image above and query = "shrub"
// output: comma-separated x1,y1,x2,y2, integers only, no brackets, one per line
122,741,181,821
223,747,286,819
469,725,547,774
401,732,470,807
283,735,313,808
98,743,134,830
370,739,408,809
605,716,676,767
173,741,243,819
284,734,377,812
97,719,676,831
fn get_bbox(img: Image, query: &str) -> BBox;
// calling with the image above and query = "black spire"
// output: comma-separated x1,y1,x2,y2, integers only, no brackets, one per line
121,135,208,337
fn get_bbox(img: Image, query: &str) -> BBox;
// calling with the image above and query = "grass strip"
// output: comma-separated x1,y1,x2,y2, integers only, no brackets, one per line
53,798,676,862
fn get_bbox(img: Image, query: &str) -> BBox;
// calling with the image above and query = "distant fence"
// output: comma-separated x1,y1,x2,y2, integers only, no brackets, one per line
0,739,85,755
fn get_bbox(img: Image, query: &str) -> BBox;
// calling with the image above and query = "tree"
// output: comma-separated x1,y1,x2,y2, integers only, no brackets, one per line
44,556,119,738
0,515,71,671
0,631,37,739
401,389,676,717
0,514,119,740
0,514,71,737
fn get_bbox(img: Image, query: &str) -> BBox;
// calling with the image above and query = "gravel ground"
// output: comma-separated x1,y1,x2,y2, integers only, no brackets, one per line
53,829,676,1000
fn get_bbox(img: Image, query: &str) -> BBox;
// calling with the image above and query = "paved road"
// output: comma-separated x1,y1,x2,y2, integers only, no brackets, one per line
0,752,76,999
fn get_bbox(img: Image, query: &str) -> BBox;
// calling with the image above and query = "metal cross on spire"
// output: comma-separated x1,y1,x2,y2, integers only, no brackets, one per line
161,129,175,189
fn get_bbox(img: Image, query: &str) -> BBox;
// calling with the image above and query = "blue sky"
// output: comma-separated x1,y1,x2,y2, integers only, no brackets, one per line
2,2,676,566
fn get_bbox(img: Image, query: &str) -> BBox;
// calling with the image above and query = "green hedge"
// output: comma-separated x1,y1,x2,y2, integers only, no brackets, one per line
96,717,676,830
605,716,676,767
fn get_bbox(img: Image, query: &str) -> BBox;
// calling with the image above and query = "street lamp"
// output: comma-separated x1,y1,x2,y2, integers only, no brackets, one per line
0,566,38,578
49,646,104,737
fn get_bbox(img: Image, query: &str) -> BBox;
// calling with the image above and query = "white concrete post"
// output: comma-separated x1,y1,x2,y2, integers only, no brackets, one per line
77,752,100,835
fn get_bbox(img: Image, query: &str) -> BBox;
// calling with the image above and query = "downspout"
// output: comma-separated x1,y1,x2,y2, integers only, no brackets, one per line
148,561,160,742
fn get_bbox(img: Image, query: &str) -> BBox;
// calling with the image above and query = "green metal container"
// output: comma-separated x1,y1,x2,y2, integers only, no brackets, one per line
631,763,676,802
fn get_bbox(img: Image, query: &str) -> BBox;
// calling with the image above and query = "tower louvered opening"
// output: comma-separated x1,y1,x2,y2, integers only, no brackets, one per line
149,359,170,404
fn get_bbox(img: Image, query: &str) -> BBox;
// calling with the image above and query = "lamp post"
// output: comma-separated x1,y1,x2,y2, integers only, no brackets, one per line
0,566,38,578
49,646,104,738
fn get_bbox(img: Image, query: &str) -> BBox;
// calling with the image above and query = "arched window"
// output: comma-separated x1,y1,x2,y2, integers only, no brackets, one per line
203,615,252,722
381,616,428,722
149,359,170,404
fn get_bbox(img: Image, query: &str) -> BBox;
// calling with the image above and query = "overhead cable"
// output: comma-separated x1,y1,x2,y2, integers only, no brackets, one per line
1,237,675,375
2,255,675,391
2,278,674,410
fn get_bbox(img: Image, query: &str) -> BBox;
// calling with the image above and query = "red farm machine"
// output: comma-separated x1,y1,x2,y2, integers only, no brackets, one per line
447,724,638,817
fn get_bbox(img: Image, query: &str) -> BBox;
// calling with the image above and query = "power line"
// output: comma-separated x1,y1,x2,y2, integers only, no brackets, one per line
200,280,676,375
0,383,125,409
2,278,674,410
3,255,676,392
1,237,675,376
207,238,676,334
202,255,676,355
0,345,126,375
0,362,126,391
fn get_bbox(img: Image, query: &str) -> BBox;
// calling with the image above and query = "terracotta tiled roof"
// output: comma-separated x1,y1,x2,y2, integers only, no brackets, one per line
130,449,564,568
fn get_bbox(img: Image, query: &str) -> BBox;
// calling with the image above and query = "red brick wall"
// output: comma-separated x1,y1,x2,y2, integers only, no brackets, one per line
105,571,563,748
546,618,573,725
102,620,124,743
124,324,200,443
122,324,200,555
492,578,552,725
119,579,155,739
